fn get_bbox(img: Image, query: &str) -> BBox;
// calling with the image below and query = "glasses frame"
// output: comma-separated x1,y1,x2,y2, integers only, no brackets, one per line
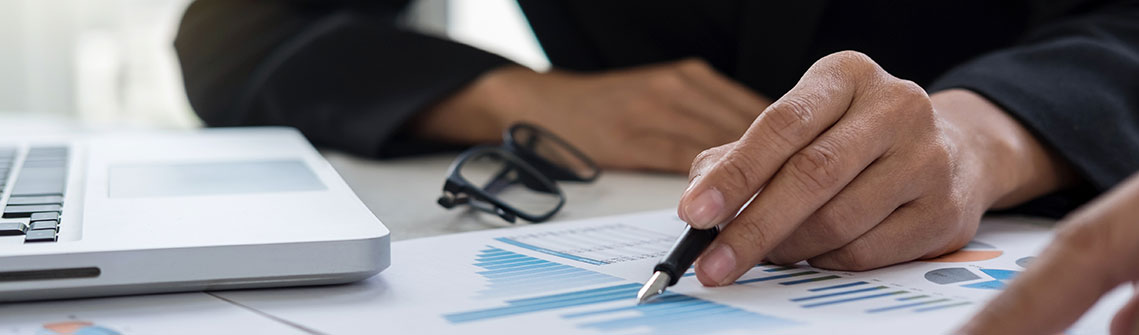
502,124,601,183
437,123,600,223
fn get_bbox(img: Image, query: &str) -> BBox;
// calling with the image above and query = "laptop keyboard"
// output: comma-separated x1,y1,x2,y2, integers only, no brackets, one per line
0,146,68,243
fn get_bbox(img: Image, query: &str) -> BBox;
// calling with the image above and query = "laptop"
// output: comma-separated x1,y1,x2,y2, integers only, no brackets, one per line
0,127,390,301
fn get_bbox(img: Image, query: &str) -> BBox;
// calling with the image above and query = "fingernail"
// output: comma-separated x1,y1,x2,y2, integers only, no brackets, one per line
698,243,736,286
683,188,723,228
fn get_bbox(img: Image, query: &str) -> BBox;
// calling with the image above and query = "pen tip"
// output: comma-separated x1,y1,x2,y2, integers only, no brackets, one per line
635,271,671,305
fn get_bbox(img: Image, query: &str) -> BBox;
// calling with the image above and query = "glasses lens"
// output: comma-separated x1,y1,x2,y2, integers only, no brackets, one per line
511,125,599,180
457,151,562,217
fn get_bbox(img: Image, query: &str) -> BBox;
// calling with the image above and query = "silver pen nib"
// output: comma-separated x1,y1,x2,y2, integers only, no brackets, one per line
636,271,672,305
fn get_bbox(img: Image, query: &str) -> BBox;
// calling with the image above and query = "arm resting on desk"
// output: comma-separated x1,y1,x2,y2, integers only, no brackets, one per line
174,0,514,157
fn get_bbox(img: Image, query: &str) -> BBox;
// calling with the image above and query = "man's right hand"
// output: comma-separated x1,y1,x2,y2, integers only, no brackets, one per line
415,59,771,173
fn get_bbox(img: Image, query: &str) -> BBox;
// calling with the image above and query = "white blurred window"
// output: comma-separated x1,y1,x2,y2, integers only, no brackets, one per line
0,0,546,128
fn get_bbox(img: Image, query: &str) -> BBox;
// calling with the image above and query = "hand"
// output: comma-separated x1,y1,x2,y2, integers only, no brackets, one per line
414,59,771,173
960,173,1139,335
676,51,1073,286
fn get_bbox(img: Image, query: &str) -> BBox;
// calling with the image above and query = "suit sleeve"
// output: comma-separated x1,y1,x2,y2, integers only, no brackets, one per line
928,3,1139,209
174,0,514,157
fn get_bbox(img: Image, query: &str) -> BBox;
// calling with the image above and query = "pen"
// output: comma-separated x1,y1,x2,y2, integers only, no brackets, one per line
635,225,719,304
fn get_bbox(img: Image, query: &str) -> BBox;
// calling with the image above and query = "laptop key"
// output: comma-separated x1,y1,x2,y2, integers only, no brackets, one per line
0,222,27,236
30,212,60,221
11,166,66,196
3,204,62,218
25,229,56,243
30,220,58,231
7,195,63,206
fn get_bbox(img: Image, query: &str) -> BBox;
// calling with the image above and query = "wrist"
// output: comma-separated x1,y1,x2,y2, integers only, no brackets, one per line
932,89,1075,209
412,65,536,144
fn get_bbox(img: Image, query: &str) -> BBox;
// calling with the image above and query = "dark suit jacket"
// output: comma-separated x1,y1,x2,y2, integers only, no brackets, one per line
174,0,1139,214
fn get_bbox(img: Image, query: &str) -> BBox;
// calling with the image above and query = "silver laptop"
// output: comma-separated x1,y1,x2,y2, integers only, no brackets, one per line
0,127,390,301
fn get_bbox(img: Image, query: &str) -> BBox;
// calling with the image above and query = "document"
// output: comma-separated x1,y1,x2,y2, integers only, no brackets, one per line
214,210,1131,334
0,292,307,335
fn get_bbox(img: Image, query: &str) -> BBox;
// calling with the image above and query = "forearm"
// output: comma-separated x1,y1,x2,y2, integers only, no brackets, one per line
176,0,515,156
412,66,536,144
929,6,1139,196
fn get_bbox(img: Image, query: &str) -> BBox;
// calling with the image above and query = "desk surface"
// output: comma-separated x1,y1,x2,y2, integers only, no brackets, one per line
321,151,690,241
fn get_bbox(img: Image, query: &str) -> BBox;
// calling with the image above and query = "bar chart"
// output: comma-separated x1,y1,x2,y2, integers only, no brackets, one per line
740,264,975,314
495,223,678,265
472,247,623,298
444,282,799,333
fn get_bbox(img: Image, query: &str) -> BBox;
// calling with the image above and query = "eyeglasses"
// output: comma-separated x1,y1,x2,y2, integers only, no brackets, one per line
437,123,601,223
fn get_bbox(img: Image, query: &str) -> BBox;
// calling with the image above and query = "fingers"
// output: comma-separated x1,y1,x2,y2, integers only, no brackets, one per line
635,102,735,150
679,51,881,230
960,173,1139,335
688,142,733,177
623,132,709,173
1110,288,1139,335
693,96,896,285
765,155,923,265
666,91,753,146
673,59,771,120
958,235,1122,335
664,59,763,144
806,202,965,271
619,59,769,171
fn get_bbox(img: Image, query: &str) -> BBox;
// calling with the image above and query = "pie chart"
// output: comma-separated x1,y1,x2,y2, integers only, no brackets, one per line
38,321,120,335
922,241,1002,263
924,267,1020,290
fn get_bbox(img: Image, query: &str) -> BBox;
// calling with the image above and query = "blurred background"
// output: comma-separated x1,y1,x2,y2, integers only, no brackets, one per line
0,0,548,129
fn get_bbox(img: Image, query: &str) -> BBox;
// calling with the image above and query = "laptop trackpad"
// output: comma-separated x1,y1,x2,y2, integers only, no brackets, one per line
108,160,326,198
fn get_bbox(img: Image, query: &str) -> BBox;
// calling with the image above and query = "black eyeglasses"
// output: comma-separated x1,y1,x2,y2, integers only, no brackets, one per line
437,123,601,223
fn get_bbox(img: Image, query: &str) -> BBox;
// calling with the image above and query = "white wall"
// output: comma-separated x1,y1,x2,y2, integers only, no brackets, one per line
0,0,545,128
447,0,549,72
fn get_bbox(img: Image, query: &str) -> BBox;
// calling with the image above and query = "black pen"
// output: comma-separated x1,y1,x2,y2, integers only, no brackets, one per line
635,225,719,304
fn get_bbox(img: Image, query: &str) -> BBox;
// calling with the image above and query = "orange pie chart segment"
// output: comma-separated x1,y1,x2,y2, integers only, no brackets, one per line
923,241,1003,263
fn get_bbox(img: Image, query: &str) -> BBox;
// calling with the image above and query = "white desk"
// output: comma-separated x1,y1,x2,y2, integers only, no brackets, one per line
321,151,690,241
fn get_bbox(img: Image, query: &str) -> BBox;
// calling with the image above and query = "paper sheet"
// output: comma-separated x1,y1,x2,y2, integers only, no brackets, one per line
214,209,1131,334
0,293,307,335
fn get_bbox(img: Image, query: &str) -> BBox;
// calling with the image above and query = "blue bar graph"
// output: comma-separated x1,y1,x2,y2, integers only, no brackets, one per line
867,298,949,313
495,238,608,265
791,286,888,302
764,265,798,272
808,281,869,292
444,282,799,333
493,224,677,265
445,284,641,323
736,271,817,284
473,247,622,298
780,275,841,286
572,294,799,334
915,301,972,312
467,243,976,325
801,291,907,308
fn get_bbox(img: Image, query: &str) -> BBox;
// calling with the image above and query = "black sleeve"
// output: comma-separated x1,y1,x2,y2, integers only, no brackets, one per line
174,0,514,157
928,2,1139,213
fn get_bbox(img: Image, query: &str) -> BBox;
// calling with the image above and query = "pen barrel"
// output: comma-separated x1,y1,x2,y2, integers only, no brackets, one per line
654,225,719,286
